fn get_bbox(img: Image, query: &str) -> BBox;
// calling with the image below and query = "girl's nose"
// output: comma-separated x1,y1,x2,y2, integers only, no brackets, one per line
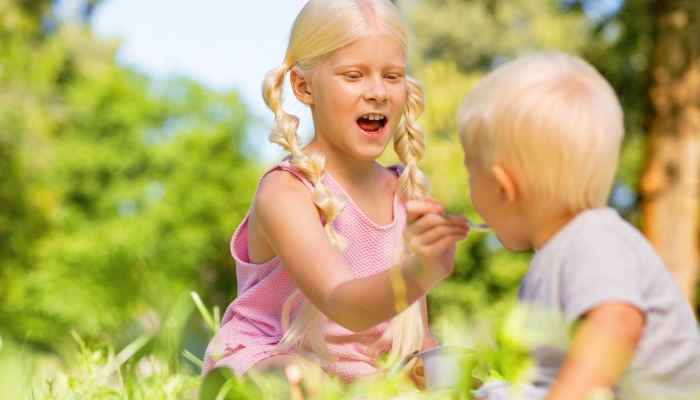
363,77,389,102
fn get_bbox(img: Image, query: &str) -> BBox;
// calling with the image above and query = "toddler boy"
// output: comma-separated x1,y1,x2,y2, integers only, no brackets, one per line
457,52,700,400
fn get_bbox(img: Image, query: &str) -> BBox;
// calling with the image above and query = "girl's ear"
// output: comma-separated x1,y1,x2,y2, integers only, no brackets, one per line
491,164,517,204
290,67,313,105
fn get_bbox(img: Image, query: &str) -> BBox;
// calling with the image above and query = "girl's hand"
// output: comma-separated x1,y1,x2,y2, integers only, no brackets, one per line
403,199,469,288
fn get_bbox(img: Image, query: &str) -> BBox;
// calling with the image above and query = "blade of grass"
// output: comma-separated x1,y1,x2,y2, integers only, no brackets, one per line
214,305,221,328
116,332,154,367
190,291,217,334
215,379,238,400
182,349,204,369
70,331,87,355
153,290,195,368
102,331,154,376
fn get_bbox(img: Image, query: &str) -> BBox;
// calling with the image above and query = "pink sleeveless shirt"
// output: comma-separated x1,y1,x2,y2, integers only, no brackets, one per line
202,159,412,382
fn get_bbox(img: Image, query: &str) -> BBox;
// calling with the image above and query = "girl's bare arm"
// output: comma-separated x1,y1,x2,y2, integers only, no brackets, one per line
253,171,467,332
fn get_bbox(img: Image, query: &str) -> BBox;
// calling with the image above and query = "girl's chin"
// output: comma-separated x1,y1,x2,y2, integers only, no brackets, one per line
348,142,391,161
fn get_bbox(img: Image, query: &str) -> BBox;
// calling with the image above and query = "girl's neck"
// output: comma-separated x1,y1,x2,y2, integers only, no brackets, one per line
302,139,383,186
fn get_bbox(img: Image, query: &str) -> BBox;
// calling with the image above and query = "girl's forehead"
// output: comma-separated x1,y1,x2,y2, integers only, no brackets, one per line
324,34,406,67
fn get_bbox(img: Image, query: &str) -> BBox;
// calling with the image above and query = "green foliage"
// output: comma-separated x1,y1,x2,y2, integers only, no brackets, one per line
25,333,200,399
400,0,592,71
581,0,653,141
430,305,532,385
0,293,532,399
0,1,260,357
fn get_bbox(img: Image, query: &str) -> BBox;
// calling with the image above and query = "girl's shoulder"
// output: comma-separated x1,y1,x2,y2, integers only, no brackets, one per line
386,163,405,177
382,163,405,193
254,159,315,209
254,159,405,214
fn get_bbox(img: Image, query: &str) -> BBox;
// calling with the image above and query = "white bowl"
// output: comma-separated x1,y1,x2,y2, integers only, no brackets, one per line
416,345,476,391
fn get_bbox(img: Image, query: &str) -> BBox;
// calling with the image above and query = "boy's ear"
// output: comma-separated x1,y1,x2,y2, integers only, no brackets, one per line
491,164,517,204
290,67,313,105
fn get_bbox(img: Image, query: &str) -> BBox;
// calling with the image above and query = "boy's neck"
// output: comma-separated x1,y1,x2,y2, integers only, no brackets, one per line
530,209,580,250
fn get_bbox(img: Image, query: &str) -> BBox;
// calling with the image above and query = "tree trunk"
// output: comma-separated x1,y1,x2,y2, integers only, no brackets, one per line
640,0,700,306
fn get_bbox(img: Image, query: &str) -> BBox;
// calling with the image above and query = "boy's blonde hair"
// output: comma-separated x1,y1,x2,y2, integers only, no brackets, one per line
458,52,624,214
262,0,426,372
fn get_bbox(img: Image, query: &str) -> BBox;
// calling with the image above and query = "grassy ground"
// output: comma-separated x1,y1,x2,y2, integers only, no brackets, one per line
6,293,697,400
3,293,534,399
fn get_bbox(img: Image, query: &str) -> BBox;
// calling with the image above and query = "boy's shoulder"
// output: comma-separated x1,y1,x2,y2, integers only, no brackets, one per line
524,208,670,314
524,211,700,396
540,207,654,266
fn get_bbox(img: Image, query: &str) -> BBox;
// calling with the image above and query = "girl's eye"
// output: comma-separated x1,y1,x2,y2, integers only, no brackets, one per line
345,73,361,79
385,74,402,80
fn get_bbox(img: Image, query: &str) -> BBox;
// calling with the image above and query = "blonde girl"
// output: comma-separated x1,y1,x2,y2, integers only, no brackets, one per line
202,0,468,384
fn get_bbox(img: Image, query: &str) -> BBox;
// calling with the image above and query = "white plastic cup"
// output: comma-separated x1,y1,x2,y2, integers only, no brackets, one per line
417,345,475,391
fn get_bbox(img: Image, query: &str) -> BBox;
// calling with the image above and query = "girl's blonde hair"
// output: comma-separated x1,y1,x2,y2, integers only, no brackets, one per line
458,52,624,215
261,0,428,372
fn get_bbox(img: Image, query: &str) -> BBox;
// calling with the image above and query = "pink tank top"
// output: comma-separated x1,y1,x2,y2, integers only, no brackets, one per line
202,159,412,382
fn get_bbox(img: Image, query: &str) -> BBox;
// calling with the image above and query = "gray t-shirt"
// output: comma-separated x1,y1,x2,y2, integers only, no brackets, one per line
518,208,700,399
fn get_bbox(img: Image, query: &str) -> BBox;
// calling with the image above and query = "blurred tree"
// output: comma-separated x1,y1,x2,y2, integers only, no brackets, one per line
0,0,260,354
403,0,592,73
639,0,700,304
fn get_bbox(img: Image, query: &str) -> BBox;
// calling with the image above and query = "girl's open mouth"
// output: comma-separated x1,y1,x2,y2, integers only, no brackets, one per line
357,114,386,136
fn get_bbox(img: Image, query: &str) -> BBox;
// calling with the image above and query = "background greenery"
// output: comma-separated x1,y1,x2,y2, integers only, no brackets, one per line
0,0,696,398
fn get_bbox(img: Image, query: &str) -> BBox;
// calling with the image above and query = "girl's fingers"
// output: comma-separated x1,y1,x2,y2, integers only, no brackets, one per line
406,200,444,223
442,212,467,225
410,225,468,247
406,213,468,238
404,202,468,276
418,233,464,259
425,197,439,206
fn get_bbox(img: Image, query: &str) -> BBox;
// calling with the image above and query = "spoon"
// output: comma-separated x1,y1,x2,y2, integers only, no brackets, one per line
466,218,490,232
443,213,491,232
385,350,420,381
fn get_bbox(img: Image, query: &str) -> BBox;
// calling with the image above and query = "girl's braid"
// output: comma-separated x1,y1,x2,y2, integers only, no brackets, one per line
371,76,429,374
393,76,430,201
262,65,347,358
263,64,348,251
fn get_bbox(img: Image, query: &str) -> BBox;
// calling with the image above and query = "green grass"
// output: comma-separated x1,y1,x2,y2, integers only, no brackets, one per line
10,292,695,400
1,292,536,400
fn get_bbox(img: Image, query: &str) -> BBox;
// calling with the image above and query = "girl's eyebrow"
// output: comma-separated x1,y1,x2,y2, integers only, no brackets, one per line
330,62,406,71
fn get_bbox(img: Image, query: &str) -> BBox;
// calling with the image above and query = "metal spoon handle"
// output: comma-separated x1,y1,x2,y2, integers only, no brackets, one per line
466,219,491,232
443,213,491,232
385,350,420,381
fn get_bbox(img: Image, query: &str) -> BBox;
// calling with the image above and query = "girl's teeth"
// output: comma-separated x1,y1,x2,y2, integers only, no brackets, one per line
361,114,385,121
